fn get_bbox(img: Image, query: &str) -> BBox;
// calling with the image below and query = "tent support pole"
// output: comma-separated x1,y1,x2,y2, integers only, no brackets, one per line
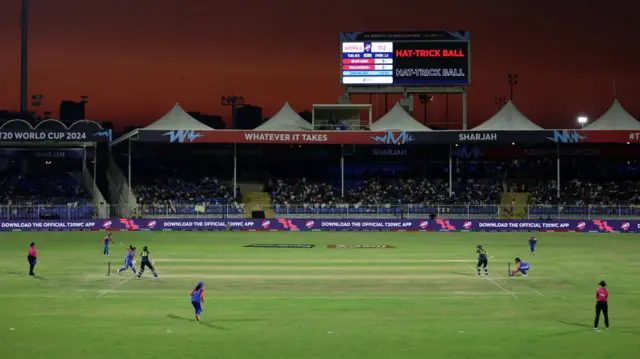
462,90,468,130
556,143,560,199
128,138,132,190
233,143,237,200
341,145,345,198
448,145,453,197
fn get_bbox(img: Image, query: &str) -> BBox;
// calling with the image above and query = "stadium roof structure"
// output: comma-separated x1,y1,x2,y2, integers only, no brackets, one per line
0,118,104,131
143,103,215,131
253,103,312,131
583,99,640,130
0,119,110,145
370,103,432,131
111,103,214,146
472,101,543,131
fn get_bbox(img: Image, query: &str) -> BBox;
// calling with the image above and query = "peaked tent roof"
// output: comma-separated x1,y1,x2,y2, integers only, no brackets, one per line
473,101,543,131
254,102,312,131
583,99,640,130
143,103,215,130
370,103,432,131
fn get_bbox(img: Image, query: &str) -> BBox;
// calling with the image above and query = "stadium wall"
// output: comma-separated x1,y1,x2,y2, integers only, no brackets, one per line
0,218,635,233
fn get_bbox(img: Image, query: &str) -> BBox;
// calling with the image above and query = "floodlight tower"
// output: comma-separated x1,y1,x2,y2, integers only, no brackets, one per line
494,96,507,109
577,116,588,128
20,0,29,113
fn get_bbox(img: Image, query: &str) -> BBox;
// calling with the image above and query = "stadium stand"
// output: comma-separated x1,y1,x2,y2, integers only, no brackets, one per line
134,176,243,216
0,171,93,219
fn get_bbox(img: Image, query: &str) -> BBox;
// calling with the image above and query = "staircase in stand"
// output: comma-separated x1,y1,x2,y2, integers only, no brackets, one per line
243,192,275,218
500,192,530,219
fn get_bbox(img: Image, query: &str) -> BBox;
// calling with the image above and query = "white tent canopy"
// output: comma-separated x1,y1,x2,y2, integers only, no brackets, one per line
110,103,215,146
254,102,312,131
143,103,215,130
473,101,542,131
370,103,432,131
583,99,640,130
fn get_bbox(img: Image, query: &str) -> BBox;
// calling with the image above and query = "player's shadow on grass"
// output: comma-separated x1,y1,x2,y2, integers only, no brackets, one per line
558,321,640,335
450,271,475,277
214,318,265,323
166,314,230,330
557,320,591,328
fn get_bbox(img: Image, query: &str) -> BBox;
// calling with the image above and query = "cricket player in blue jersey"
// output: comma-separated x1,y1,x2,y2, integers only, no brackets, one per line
190,282,205,321
103,233,115,256
510,257,531,277
529,236,537,255
118,245,137,274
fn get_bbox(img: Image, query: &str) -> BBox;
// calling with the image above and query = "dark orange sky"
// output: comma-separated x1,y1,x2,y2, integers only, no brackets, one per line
0,0,639,129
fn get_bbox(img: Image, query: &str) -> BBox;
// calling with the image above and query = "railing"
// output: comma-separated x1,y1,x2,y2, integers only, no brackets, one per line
1,203,639,220
0,204,96,220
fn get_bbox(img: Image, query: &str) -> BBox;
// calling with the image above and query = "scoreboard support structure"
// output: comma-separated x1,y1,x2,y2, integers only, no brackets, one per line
341,86,468,130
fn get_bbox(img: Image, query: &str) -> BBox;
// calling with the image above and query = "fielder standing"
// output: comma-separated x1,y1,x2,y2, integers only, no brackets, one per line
594,280,610,330
27,242,37,276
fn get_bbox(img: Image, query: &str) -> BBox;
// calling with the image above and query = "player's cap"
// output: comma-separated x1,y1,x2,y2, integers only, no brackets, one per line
477,245,482,248
198,281,204,287
599,280,606,287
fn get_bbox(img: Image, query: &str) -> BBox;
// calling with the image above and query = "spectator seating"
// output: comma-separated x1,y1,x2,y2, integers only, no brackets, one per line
269,177,504,216
133,177,243,215
0,172,93,219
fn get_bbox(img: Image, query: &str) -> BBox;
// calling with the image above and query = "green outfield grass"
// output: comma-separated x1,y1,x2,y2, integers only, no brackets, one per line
1,231,639,359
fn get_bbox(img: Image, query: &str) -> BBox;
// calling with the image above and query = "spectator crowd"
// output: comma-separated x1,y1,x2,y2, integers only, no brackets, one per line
531,179,640,206
268,177,504,208
133,176,243,214
0,171,92,219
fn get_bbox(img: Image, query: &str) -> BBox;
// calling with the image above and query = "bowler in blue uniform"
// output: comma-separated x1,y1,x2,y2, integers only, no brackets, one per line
511,257,530,277
103,233,114,256
190,282,205,321
118,245,137,274
529,236,537,255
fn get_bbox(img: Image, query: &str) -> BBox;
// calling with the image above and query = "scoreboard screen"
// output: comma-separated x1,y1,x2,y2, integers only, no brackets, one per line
340,31,470,86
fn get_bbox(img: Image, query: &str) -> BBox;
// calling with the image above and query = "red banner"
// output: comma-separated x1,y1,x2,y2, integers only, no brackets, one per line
137,129,640,145
201,131,378,144
581,131,640,143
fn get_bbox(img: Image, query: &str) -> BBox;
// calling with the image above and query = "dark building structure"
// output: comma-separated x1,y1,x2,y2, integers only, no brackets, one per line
233,105,263,129
188,112,226,129
59,100,86,124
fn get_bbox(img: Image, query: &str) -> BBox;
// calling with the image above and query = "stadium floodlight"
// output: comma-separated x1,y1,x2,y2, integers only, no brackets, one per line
577,116,588,128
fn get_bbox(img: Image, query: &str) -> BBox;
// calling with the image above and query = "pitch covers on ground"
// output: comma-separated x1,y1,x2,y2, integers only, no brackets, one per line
327,245,395,249
244,244,315,248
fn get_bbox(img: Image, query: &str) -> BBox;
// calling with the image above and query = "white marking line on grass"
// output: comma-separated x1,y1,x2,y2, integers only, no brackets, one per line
486,277,519,299
96,277,133,299
70,289,85,297
466,264,518,299
0,293,516,300
531,289,543,296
